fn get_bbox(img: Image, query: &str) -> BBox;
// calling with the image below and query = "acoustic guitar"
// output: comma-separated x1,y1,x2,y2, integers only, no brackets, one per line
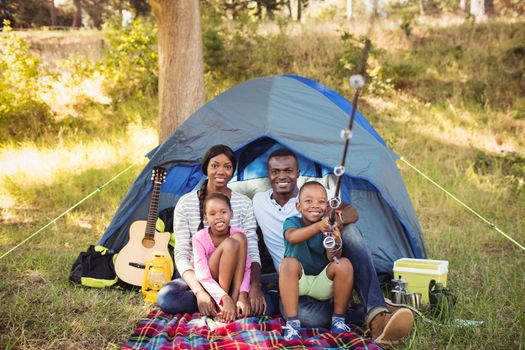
114,166,174,286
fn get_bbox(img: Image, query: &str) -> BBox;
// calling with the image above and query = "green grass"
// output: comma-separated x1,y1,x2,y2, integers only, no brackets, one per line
1,16,524,349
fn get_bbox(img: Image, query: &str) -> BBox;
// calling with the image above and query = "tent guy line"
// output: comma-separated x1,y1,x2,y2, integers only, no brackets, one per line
1,154,521,262
0,163,137,261
399,156,524,252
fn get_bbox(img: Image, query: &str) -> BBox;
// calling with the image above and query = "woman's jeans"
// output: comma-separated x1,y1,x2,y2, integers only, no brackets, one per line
156,278,281,316
157,224,386,327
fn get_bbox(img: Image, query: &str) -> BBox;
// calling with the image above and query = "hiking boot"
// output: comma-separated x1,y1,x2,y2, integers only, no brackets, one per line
385,298,406,313
368,309,414,345
385,298,423,317
331,318,353,334
282,321,301,341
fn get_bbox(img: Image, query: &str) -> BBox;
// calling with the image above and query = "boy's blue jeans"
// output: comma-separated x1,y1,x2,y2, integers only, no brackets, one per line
157,224,387,327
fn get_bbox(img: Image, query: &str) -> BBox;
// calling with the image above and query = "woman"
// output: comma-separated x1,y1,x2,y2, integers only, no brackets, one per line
157,145,267,317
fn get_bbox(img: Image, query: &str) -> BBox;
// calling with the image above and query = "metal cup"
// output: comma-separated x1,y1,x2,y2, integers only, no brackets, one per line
390,289,406,304
404,292,422,309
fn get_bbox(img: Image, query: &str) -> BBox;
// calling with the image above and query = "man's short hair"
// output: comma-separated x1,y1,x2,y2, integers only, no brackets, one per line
267,148,298,164
298,181,327,200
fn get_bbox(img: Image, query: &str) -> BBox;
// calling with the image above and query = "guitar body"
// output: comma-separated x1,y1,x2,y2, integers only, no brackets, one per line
114,220,173,286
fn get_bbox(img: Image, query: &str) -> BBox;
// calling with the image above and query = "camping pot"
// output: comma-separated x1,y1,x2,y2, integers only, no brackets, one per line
391,276,408,291
404,292,422,309
390,289,406,304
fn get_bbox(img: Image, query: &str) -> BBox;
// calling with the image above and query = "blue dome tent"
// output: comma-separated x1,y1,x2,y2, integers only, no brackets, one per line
98,75,427,276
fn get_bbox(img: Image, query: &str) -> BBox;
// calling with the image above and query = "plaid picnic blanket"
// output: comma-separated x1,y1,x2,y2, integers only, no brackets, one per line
122,309,383,350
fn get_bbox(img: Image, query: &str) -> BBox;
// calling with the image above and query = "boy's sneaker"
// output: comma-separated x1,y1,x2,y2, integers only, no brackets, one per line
331,318,352,334
283,321,301,341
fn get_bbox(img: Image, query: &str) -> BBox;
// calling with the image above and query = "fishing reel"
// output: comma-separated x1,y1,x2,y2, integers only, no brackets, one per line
323,228,342,264
324,196,343,264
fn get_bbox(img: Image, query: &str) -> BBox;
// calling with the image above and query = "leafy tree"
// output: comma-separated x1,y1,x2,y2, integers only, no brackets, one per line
0,21,52,141
0,0,14,25
3,0,52,27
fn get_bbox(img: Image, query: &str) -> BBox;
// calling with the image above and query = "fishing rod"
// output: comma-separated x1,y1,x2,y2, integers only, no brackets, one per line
323,38,372,264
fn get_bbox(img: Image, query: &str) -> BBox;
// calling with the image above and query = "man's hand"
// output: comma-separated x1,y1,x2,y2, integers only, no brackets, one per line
249,283,267,316
195,290,218,317
327,205,358,225
218,295,236,323
237,292,251,318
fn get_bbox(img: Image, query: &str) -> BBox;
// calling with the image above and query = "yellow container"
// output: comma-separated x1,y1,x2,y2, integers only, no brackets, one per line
393,258,448,304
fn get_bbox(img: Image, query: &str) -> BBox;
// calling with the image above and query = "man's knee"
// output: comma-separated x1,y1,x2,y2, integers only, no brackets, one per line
342,224,366,247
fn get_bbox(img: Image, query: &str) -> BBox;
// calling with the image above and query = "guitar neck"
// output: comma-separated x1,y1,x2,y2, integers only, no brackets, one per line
145,181,161,238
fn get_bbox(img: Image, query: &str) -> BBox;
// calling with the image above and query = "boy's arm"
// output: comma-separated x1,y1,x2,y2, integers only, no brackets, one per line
285,217,331,244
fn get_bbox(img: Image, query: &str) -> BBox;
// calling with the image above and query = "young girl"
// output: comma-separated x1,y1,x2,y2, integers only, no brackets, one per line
192,193,251,322
157,144,264,318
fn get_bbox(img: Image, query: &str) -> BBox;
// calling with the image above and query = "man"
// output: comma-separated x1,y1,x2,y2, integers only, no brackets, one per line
252,148,414,344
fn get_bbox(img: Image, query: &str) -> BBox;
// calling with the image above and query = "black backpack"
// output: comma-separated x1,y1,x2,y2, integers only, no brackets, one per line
70,245,118,288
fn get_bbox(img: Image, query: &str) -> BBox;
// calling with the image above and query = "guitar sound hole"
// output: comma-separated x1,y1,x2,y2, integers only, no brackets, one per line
142,237,155,248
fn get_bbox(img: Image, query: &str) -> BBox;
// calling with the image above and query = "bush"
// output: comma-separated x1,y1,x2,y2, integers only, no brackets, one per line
336,31,393,96
101,18,158,102
0,21,53,142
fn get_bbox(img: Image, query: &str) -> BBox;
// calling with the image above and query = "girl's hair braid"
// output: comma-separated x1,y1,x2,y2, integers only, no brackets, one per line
197,179,208,230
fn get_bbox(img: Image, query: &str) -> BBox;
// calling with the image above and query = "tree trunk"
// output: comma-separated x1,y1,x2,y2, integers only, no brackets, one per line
459,0,467,13
364,0,377,15
265,0,275,20
470,0,490,21
49,0,57,27
286,0,292,18
419,0,425,15
72,0,82,28
297,0,302,21
150,0,205,143
346,0,353,19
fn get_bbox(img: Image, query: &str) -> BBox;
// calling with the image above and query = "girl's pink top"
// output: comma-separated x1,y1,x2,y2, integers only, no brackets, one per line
192,226,251,305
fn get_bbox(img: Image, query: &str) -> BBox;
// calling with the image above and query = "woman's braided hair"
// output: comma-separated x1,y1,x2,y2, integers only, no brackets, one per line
197,145,237,230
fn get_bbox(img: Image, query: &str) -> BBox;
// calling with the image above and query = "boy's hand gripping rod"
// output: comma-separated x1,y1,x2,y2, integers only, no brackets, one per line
323,39,372,264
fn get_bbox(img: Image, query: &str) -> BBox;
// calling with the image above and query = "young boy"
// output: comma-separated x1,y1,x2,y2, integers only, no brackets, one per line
279,181,354,341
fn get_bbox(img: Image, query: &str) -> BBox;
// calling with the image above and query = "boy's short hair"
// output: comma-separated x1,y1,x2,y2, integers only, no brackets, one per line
267,148,298,164
298,181,327,200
